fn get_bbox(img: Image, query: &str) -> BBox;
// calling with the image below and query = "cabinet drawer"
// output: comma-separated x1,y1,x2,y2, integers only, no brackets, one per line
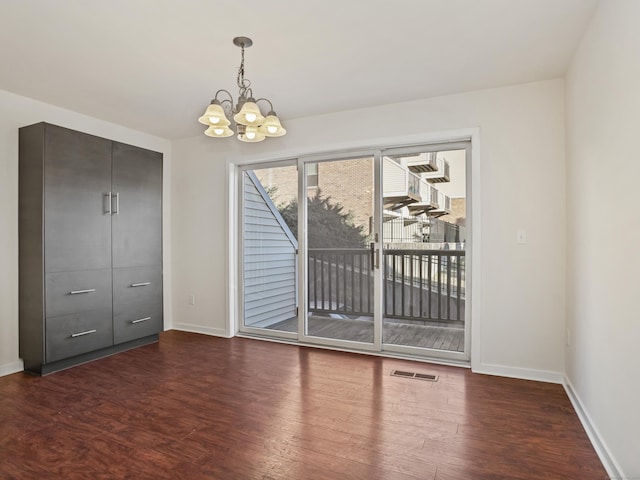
113,266,162,307
114,301,162,344
46,308,113,363
45,270,112,318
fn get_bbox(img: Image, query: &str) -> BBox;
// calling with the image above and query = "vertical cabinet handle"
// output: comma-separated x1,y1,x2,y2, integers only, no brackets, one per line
111,192,120,215
104,193,112,215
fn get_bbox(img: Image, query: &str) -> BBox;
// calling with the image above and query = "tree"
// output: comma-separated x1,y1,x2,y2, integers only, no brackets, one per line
278,189,368,248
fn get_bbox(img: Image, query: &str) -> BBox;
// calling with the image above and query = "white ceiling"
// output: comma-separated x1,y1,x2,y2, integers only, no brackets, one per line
0,0,598,140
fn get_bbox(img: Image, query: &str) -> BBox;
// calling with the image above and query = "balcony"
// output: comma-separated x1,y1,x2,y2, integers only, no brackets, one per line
427,192,451,218
407,181,439,216
423,157,450,183
405,152,438,173
300,247,465,351
383,157,421,210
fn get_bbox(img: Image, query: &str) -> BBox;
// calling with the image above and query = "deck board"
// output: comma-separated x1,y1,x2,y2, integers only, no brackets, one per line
268,315,465,352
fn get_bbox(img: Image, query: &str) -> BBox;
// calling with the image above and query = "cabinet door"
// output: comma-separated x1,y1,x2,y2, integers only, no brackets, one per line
44,125,113,272
111,143,163,268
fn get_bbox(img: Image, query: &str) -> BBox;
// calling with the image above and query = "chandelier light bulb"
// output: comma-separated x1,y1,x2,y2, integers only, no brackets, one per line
245,113,257,123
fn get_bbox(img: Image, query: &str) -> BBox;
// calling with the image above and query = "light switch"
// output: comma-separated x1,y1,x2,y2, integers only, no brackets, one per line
516,229,527,244
188,294,196,305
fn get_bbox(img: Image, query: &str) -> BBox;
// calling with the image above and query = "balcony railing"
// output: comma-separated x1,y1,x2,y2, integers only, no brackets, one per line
308,248,465,323
408,181,439,216
427,191,451,217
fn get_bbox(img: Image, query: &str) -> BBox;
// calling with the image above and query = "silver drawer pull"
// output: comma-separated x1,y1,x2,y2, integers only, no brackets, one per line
131,317,151,324
130,282,151,287
71,329,97,338
69,289,96,295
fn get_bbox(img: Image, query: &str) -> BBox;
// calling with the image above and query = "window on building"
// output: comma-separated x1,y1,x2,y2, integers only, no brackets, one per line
307,163,318,187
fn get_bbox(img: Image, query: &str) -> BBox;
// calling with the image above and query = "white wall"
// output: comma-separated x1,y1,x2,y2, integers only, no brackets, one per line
0,89,172,376
565,1,640,477
171,135,232,337
172,79,567,381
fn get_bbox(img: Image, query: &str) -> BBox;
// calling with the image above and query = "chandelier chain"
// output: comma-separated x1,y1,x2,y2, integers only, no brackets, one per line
236,45,252,97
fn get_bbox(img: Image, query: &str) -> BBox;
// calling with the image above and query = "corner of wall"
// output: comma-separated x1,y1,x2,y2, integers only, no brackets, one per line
0,360,24,377
563,376,624,479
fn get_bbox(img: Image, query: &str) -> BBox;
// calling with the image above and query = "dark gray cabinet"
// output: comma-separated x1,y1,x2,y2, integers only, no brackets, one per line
19,123,163,375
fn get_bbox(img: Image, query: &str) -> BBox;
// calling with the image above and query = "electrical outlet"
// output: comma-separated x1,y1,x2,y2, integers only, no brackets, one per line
188,294,196,306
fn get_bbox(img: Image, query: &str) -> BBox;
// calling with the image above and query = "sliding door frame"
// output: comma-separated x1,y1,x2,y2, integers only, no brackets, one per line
296,150,383,352
237,159,299,341
380,141,472,363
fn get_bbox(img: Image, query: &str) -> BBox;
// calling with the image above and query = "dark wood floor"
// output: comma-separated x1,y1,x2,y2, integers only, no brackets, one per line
0,331,607,479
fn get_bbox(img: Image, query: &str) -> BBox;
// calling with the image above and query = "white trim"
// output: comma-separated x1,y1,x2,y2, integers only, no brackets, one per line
472,362,564,384
563,377,625,480
0,360,24,377
228,128,477,167
469,129,482,372
227,161,239,337
171,324,232,338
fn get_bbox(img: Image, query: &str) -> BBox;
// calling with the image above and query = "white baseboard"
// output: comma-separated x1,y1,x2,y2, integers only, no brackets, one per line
472,362,564,384
563,377,624,480
0,360,24,377
171,323,232,338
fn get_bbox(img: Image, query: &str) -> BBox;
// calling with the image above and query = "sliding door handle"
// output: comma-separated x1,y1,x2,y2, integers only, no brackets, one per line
370,242,376,270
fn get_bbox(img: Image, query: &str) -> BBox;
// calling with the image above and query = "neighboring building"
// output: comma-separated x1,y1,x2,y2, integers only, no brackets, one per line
255,149,466,248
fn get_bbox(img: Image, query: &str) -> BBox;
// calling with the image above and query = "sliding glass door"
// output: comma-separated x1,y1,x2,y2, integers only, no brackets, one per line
239,142,470,362
299,155,381,350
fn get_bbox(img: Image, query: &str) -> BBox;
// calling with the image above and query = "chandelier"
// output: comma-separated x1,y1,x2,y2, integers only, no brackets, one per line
198,36,286,142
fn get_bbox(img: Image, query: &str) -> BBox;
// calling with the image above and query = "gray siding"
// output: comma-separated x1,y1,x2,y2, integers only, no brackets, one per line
243,172,298,328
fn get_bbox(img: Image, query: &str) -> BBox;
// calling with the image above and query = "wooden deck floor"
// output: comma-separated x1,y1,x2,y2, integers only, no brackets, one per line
268,315,465,352
0,331,607,479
